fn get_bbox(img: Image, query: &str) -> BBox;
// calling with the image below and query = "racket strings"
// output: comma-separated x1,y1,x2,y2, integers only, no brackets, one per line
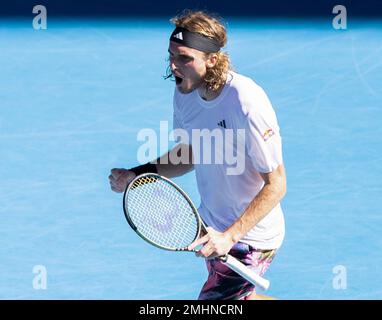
126,176,199,250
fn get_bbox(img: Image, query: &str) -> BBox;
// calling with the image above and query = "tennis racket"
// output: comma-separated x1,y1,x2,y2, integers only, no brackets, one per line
122,173,270,291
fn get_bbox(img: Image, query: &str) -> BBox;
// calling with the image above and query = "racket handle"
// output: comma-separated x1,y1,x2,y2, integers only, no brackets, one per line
222,254,270,291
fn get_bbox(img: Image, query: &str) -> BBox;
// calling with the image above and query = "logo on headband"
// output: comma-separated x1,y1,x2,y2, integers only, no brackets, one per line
172,32,183,40
169,27,221,53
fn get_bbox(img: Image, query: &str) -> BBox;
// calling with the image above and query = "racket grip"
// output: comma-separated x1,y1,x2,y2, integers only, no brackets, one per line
222,255,270,291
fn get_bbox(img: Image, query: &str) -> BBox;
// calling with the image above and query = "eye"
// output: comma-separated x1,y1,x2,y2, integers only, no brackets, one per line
168,54,176,63
179,55,193,63
167,52,193,64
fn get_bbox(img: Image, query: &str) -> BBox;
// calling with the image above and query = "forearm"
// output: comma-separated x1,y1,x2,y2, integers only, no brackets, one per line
155,143,194,178
225,170,287,243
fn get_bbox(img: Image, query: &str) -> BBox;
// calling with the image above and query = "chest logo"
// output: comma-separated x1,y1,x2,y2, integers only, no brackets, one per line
217,120,227,129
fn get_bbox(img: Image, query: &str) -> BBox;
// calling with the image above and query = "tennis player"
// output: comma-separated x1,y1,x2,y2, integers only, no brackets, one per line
109,10,286,300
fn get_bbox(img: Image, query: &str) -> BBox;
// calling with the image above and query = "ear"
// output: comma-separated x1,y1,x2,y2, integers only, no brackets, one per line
206,53,218,68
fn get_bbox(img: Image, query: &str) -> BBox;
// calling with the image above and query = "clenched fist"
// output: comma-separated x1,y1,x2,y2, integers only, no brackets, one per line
109,168,136,193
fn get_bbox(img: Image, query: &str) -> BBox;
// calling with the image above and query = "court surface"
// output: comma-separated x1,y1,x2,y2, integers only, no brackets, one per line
1,18,381,299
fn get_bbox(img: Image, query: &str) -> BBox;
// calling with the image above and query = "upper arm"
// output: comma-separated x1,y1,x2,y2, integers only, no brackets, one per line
243,88,283,174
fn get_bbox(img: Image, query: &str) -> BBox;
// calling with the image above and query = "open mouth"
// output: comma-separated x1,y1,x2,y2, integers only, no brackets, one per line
174,76,183,85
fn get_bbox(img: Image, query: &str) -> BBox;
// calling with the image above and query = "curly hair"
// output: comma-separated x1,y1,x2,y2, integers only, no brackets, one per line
166,10,232,92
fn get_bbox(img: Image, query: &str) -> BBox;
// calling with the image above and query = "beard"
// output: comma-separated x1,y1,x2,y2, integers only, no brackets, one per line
177,75,205,94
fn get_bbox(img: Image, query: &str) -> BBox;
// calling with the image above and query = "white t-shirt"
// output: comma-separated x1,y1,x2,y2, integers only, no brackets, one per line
173,71,285,250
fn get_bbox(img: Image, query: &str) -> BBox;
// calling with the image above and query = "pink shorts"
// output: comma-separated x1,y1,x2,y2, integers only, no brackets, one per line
198,242,277,300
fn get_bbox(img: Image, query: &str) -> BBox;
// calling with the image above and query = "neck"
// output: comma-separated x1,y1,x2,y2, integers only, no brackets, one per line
198,76,227,101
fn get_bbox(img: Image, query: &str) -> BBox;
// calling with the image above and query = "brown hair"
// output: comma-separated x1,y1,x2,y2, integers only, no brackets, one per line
167,10,232,92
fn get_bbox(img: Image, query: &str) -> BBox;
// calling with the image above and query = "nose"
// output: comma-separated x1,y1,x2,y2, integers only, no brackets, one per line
170,59,178,73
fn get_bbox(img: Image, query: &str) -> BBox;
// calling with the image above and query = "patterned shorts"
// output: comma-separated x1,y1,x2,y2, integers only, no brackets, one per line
198,242,277,300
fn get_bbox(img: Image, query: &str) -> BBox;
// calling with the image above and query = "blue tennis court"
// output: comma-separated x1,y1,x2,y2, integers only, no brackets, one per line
1,17,381,299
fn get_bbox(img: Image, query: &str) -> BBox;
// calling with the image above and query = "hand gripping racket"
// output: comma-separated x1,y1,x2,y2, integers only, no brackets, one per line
123,173,270,291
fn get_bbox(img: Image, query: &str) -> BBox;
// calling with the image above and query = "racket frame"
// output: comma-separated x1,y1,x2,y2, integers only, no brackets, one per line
123,173,270,291
123,173,203,252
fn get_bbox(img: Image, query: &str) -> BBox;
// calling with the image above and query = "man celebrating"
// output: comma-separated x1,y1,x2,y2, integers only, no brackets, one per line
109,10,286,300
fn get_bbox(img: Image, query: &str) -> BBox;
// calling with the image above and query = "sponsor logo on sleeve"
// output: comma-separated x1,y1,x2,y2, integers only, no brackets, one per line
262,128,275,141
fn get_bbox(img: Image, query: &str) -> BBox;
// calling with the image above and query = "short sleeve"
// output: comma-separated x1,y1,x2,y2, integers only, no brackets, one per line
244,95,283,173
